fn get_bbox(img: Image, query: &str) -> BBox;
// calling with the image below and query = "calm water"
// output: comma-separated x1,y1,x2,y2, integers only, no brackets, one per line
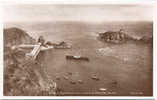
5,21,153,96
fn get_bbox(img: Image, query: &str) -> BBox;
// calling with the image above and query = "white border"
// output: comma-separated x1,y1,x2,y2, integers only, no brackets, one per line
0,0,157,5
0,0,156,99
0,1,4,99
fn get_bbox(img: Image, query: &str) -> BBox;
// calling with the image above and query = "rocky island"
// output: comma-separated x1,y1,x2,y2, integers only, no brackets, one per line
98,29,153,44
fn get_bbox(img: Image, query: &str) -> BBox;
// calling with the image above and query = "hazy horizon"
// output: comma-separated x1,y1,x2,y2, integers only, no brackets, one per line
3,4,154,23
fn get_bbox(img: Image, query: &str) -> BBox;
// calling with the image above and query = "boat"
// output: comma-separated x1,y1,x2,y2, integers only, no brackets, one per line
65,55,89,61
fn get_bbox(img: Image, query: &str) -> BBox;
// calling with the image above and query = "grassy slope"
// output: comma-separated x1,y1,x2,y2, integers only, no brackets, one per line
3,27,56,96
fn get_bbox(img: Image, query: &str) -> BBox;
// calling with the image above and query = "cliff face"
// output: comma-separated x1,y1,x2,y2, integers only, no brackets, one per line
4,27,56,96
4,27,36,47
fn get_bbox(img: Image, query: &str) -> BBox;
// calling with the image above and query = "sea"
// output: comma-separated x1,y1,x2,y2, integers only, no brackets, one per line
4,21,153,96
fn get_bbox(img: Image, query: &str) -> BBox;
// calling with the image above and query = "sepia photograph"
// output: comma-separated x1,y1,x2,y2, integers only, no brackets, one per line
3,4,153,96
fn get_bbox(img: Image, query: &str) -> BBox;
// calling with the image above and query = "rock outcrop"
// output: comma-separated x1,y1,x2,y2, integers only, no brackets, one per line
4,27,36,47
98,29,152,44
98,30,131,43
4,27,56,96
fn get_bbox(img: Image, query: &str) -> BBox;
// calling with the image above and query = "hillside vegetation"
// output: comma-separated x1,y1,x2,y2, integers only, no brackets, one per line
4,27,56,96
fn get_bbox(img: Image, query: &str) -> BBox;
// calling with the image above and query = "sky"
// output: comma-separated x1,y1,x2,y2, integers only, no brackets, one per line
2,4,154,22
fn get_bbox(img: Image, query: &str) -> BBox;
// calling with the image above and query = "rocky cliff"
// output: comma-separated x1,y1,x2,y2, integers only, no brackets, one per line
4,27,56,96
4,27,36,47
